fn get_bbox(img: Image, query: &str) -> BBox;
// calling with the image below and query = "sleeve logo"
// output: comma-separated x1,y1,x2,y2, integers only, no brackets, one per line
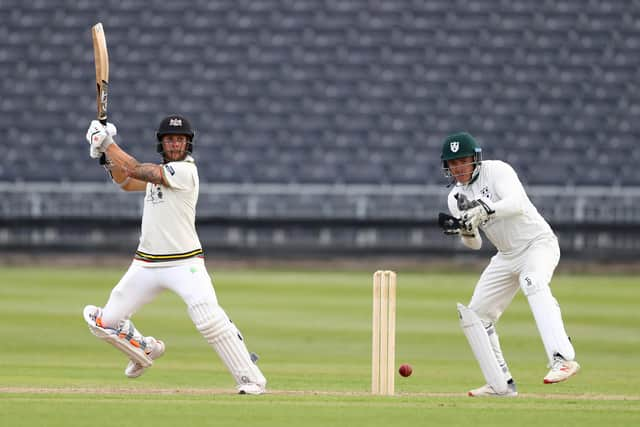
164,164,176,175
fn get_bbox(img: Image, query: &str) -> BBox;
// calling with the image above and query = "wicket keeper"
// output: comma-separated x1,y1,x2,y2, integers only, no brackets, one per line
439,132,580,397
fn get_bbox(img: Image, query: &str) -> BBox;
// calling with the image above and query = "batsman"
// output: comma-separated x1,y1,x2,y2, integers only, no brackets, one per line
438,132,580,397
82,116,266,394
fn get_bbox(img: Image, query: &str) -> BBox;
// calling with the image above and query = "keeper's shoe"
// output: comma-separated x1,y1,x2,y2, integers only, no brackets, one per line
468,379,518,397
544,354,580,384
125,338,165,378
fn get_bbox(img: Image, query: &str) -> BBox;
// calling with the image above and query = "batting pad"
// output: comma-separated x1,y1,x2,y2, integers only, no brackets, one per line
83,305,152,368
457,303,508,394
189,302,266,388
524,289,576,363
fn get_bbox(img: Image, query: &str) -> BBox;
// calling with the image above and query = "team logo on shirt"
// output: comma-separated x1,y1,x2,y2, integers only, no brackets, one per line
450,141,459,152
146,184,165,205
480,185,491,200
164,164,176,176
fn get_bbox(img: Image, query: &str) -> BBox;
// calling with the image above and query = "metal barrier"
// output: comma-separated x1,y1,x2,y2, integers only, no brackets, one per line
1,183,640,259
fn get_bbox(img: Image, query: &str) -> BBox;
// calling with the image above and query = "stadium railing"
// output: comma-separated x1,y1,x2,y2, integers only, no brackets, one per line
1,183,639,259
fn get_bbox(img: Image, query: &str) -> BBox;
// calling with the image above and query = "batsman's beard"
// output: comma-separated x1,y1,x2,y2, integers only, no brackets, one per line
163,148,188,162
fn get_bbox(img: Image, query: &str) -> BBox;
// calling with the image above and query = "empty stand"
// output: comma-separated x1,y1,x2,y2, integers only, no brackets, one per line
0,0,637,187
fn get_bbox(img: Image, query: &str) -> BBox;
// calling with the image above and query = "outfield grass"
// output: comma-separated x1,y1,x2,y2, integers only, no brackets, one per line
1,266,638,426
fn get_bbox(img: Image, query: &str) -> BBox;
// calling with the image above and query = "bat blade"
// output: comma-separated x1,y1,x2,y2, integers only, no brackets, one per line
92,22,109,125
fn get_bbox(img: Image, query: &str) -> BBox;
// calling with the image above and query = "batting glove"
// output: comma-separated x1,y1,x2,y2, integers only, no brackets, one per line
86,120,116,158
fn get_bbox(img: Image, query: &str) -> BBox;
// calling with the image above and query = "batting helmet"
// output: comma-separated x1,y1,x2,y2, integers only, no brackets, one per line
156,114,195,155
440,132,482,183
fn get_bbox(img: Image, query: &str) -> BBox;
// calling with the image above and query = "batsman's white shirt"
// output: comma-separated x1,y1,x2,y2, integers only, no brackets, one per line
447,160,554,254
134,155,203,266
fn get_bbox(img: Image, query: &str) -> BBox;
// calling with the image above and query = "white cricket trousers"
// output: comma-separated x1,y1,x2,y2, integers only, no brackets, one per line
100,258,217,327
469,235,559,322
469,234,576,362
98,258,268,388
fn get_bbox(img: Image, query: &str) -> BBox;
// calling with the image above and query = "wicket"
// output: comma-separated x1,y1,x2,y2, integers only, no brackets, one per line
371,270,397,395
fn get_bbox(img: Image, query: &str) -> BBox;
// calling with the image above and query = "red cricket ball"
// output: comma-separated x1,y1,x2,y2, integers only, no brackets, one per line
398,364,413,377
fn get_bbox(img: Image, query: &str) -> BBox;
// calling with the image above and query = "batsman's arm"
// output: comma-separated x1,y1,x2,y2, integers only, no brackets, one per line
104,143,168,189
106,160,146,191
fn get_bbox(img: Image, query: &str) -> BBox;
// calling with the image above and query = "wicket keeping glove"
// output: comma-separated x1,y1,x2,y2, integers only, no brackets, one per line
460,199,495,233
455,193,479,211
438,212,461,235
438,212,477,237
86,120,116,158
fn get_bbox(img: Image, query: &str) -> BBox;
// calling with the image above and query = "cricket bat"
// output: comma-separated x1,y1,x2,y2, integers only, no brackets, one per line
92,22,109,164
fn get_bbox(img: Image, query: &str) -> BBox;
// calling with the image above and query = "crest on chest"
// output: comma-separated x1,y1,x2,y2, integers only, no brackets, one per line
146,185,165,205
480,185,492,200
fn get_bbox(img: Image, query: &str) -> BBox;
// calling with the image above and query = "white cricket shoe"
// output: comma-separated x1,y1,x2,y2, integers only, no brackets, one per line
125,338,165,378
237,383,266,395
544,354,580,384
468,380,518,397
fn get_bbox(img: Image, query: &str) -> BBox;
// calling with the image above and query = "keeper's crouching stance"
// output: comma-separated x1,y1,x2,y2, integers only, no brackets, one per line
439,132,580,397
82,116,266,394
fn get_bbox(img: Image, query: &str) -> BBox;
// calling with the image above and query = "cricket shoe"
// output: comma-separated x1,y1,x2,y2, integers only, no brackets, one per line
237,383,266,395
125,338,165,378
468,379,518,397
544,353,580,384
237,353,265,395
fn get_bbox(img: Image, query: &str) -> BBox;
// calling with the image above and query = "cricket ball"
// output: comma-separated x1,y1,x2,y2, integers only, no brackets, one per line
398,364,413,377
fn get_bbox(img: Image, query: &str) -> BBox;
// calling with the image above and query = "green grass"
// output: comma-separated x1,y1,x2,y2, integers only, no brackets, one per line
1,266,639,426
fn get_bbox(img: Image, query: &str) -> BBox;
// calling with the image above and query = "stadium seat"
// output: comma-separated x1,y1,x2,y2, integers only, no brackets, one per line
0,0,636,188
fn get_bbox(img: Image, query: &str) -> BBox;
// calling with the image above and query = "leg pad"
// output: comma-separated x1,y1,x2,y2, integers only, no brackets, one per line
83,305,152,368
458,303,508,394
189,301,266,388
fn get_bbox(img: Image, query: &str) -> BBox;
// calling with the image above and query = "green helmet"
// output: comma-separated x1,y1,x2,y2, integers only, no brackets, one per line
440,132,482,183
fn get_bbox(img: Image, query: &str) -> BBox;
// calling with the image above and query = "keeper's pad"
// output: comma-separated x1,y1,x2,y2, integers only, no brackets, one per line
457,303,509,394
189,301,266,388
83,305,153,368
520,275,576,363
485,323,512,381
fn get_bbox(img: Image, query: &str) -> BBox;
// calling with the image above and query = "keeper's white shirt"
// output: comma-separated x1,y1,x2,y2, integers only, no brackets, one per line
134,155,203,265
447,160,555,254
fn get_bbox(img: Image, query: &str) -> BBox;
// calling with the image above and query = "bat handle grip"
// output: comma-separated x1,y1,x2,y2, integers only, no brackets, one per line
98,118,108,164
